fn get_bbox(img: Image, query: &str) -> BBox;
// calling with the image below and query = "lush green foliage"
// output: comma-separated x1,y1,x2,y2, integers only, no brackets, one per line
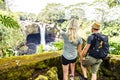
102,20,120,55
0,11,25,58
0,14,20,28
52,41,64,50
36,44,44,54
0,25,25,58
37,3,65,23
0,0,5,10
95,0,120,7
109,42,120,55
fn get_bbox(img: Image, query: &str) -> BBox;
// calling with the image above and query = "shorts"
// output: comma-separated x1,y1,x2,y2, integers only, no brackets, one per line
62,55,77,65
82,56,103,74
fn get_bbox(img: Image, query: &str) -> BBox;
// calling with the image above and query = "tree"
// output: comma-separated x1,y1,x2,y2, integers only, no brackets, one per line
37,3,65,23
69,8,85,19
91,2,109,29
4,0,14,11
93,1,120,29
27,13,36,21
0,11,23,58
94,0,120,7
64,3,86,19
17,12,28,21
0,0,5,10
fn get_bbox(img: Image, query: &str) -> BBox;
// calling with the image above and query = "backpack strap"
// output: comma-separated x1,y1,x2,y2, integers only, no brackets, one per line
89,33,98,50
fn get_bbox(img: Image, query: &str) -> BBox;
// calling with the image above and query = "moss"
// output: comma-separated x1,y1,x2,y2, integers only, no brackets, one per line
0,51,61,70
46,67,58,80
75,59,82,74
0,65,35,80
0,64,32,79
108,56,120,79
0,51,61,80
35,75,48,80
75,58,91,79
100,65,111,76
0,51,120,80
35,61,48,69
99,55,120,80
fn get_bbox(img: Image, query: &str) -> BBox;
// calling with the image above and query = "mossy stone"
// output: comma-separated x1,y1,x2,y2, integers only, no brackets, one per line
35,75,48,80
46,67,58,80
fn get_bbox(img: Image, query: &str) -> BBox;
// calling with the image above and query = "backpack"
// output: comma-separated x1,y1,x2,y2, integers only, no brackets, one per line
88,33,109,59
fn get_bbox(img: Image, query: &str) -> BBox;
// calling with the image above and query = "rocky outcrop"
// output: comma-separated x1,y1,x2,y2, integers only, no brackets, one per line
35,67,58,80
24,23,40,35
76,54,120,80
0,51,62,80
0,52,120,80
35,75,48,80
99,55,120,80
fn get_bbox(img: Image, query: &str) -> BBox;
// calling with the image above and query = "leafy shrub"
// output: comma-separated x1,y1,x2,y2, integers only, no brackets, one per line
0,14,20,28
102,21,120,55
0,11,25,58
36,44,44,54
109,42,120,55
52,41,63,50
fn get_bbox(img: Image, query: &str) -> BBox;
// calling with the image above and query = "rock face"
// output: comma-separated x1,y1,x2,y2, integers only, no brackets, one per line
26,33,40,54
25,23,40,35
35,67,58,80
99,55,120,80
76,55,120,80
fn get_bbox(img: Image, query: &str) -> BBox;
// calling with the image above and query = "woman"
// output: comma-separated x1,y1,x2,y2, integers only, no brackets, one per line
56,19,83,80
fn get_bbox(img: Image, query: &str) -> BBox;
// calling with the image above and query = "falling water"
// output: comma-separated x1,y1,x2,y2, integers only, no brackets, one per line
39,23,46,48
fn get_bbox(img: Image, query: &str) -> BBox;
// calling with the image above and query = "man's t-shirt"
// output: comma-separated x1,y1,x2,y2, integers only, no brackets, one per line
87,34,94,44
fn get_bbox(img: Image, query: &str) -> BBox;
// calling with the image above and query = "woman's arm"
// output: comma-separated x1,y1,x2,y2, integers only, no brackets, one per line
54,23,63,38
77,44,82,61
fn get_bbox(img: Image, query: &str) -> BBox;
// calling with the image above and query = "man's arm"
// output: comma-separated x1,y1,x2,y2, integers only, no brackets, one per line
82,44,91,57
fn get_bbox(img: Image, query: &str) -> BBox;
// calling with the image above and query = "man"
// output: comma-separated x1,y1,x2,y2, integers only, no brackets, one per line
80,22,103,80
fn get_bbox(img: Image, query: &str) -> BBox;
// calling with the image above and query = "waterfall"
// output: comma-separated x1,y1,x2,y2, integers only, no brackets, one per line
39,23,46,48
36,23,57,51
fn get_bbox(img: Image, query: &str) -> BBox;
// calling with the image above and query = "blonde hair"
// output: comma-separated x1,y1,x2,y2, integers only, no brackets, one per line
66,19,79,43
